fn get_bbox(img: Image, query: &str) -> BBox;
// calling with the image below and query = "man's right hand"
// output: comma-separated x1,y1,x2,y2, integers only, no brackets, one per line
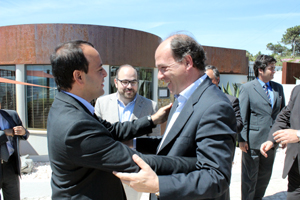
239,141,249,153
4,128,14,137
151,103,172,125
260,141,274,158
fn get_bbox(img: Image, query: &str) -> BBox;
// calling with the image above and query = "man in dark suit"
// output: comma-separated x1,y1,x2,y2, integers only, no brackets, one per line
261,85,300,200
48,40,196,200
114,34,237,200
205,65,243,134
239,55,285,199
0,109,29,200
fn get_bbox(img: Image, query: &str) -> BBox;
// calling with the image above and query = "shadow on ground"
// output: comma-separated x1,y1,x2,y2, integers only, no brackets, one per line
263,191,287,200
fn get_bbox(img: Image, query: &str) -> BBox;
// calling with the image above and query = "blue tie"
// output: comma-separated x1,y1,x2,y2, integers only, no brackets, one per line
263,84,271,103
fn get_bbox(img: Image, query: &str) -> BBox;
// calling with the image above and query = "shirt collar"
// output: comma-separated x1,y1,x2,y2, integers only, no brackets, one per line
257,77,270,88
175,74,207,101
62,91,94,114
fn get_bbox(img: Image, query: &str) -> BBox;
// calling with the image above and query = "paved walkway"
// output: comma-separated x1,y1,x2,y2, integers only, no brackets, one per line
20,148,288,200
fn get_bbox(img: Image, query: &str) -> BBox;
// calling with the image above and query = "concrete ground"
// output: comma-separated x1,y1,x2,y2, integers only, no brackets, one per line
20,148,288,200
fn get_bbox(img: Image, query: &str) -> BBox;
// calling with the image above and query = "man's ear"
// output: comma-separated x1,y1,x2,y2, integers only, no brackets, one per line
73,70,84,85
184,55,194,70
114,78,118,89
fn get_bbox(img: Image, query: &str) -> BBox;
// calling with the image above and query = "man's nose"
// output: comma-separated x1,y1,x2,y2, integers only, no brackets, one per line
157,70,164,80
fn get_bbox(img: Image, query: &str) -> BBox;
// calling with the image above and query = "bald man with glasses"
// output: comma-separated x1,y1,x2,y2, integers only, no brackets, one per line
94,64,161,200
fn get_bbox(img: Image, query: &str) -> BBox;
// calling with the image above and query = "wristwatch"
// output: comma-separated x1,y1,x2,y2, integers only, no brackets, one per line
147,115,155,127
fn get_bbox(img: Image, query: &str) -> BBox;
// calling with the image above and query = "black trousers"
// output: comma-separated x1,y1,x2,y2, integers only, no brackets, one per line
287,156,300,200
241,148,276,200
0,156,20,200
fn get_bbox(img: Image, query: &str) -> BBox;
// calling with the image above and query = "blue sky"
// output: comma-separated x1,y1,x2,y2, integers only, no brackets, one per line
0,0,299,55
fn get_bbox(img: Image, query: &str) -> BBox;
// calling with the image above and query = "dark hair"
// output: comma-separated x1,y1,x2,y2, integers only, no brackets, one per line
115,64,139,80
253,55,276,77
205,65,220,79
169,34,206,70
50,40,94,91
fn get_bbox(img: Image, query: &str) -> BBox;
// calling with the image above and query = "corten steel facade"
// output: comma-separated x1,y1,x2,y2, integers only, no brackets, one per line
0,24,162,132
282,62,300,84
0,24,161,67
0,24,248,131
0,24,248,157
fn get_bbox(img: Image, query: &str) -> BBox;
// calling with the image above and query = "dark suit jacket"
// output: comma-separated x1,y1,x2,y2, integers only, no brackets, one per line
47,92,196,200
225,93,243,134
137,77,237,200
0,109,29,177
268,85,300,178
239,79,285,149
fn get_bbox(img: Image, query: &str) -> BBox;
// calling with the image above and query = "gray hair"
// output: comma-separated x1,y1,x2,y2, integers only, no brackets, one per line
205,65,220,79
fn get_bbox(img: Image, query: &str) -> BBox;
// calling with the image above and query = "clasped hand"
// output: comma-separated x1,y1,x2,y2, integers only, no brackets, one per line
113,154,159,193
5,126,26,137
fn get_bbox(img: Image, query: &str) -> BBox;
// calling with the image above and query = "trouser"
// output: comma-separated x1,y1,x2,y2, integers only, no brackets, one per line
0,156,20,200
241,148,276,200
287,157,300,200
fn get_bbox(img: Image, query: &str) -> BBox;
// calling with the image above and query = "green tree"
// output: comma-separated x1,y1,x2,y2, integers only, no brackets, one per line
281,25,300,57
254,51,262,58
266,42,289,56
246,51,256,61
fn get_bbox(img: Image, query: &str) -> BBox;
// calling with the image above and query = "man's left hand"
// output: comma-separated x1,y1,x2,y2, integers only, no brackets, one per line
151,103,172,125
13,126,26,136
113,154,159,193
273,129,299,145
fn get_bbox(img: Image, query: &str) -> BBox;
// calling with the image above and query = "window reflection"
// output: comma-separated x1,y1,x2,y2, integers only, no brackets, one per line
0,66,16,110
26,65,57,129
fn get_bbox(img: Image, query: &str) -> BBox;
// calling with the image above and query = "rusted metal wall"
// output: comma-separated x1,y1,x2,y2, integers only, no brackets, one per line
0,24,248,74
282,62,300,84
203,45,248,75
0,24,161,67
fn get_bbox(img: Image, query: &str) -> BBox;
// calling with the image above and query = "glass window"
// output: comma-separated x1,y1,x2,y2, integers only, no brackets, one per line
26,65,57,129
0,66,16,110
110,66,153,99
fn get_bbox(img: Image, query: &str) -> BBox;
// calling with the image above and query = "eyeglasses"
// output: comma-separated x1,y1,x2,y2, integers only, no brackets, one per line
117,79,138,86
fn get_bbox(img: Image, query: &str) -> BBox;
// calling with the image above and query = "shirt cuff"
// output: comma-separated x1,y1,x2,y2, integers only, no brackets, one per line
133,138,136,150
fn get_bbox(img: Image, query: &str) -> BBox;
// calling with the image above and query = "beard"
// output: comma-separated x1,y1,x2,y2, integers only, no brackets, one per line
120,88,137,100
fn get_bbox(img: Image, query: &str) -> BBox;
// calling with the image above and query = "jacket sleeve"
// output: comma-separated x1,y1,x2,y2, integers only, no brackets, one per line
232,97,243,134
238,85,250,142
267,86,298,142
157,101,236,200
64,115,196,175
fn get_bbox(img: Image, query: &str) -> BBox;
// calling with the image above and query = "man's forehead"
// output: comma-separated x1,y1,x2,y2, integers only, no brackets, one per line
119,67,137,77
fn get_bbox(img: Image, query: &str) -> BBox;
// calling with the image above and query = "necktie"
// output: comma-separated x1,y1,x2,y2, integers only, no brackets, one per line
263,84,271,103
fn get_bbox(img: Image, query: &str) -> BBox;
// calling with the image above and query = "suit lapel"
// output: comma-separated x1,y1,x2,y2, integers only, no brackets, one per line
253,79,271,107
0,110,17,127
157,77,212,154
131,95,142,120
0,110,20,173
